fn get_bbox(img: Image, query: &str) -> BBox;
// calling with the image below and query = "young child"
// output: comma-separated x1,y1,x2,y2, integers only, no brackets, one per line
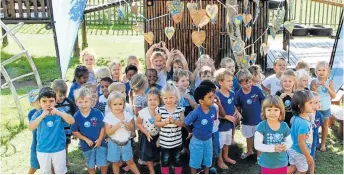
68,65,89,102
80,48,97,84
310,92,322,164
127,55,140,70
288,90,315,174
103,91,140,174
184,82,218,174
108,61,122,82
71,87,108,174
296,69,310,91
27,89,41,174
235,69,266,160
95,67,111,96
52,79,76,166
174,69,197,155
275,70,297,127
145,68,162,93
296,60,312,88
254,95,292,174
166,49,188,80
311,61,336,152
220,57,241,92
155,81,185,174
82,83,99,108
106,82,134,116
124,65,138,100
29,87,75,174
214,68,237,169
97,77,113,113
248,64,263,90
129,73,148,116
136,88,161,174
193,55,216,88
262,57,287,95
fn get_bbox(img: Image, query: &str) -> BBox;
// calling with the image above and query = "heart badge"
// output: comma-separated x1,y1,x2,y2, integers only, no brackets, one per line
132,23,144,33
172,13,183,24
232,40,245,53
233,15,243,25
165,26,175,40
246,27,252,40
144,32,154,45
192,31,206,47
198,16,210,28
131,3,138,15
167,0,184,15
260,43,270,56
187,2,198,11
190,9,207,26
284,20,295,33
243,14,253,25
250,53,257,64
206,4,218,19
269,26,276,40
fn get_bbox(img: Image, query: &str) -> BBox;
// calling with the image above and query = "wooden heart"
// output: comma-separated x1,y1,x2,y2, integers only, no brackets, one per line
260,43,270,55
131,3,138,15
250,53,257,64
187,2,198,11
232,40,245,53
167,0,184,15
206,4,218,19
233,15,243,25
192,31,206,47
198,16,210,28
246,27,252,40
144,32,154,45
190,9,207,26
172,13,183,24
284,20,295,33
243,14,253,25
132,23,144,33
165,27,175,40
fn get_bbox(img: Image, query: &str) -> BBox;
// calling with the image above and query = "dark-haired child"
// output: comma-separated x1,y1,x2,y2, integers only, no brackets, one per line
310,92,322,173
29,87,75,174
68,65,89,102
145,68,162,93
184,82,217,174
98,77,113,113
124,65,138,102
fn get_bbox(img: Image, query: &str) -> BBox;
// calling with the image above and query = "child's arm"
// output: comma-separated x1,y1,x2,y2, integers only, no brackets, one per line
298,134,314,165
94,127,105,148
136,116,153,141
29,110,49,130
145,43,159,69
254,131,276,152
261,84,271,95
134,107,142,117
73,131,94,147
165,49,175,72
185,94,197,109
154,113,170,127
174,112,185,127
310,79,317,91
124,119,135,132
326,80,336,98
52,108,75,124
104,122,121,136
284,134,293,150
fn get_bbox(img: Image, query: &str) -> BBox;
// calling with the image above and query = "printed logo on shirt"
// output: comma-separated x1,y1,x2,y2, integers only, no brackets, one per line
84,121,91,128
148,117,155,124
251,94,259,102
247,99,252,104
227,98,233,104
201,119,208,125
211,114,216,121
321,86,328,93
267,133,284,144
90,117,97,126
47,121,54,127
285,100,291,108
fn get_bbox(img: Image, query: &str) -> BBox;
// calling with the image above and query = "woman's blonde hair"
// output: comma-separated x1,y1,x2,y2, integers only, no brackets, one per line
80,48,96,63
261,95,285,121
107,91,126,109
280,69,298,91
161,80,180,104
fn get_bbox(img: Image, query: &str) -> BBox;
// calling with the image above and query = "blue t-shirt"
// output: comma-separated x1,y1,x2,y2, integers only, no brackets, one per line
184,105,215,140
235,86,265,125
30,110,66,153
55,98,76,133
144,84,162,94
125,81,130,102
71,108,107,152
290,116,313,153
68,82,81,102
256,121,290,169
28,109,38,152
216,90,235,131
232,76,241,93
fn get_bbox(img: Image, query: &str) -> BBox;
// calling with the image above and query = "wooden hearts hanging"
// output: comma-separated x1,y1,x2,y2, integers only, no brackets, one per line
192,31,206,47
144,32,154,45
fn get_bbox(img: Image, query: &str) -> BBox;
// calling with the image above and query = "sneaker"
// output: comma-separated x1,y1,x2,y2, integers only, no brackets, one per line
138,159,147,166
209,167,217,174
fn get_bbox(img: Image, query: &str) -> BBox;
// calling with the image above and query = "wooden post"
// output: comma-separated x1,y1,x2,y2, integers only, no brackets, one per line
2,28,8,48
81,18,88,49
73,35,80,58
283,0,289,51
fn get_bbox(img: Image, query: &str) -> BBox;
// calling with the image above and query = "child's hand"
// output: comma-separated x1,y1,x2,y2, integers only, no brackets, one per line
280,93,287,99
225,115,236,123
274,144,284,152
85,138,94,147
112,123,122,130
214,96,221,106
145,132,153,142
169,116,175,124
306,155,314,165
186,132,193,140
42,110,51,117
50,108,59,115
94,139,101,148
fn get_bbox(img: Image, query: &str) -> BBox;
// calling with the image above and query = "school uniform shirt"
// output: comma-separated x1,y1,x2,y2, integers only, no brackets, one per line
133,95,147,109
87,70,97,84
235,85,266,126
275,90,293,126
216,90,235,132
71,108,107,152
103,111,133,143
256,121,291,169
125,82,130,102
156,106,185,149
97,85,103,97
28,109,38,153
68,82,81,101
179,89,195,117
262,74,281,95
157,71,167,88
184,105,216,140
232,76,241,93
30,109,66,153
138,107,160,136
290,116,313,153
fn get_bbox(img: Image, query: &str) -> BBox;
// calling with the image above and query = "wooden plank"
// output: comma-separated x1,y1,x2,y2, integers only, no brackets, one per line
9,0,15,18
33,0,38,18
18,0,23,18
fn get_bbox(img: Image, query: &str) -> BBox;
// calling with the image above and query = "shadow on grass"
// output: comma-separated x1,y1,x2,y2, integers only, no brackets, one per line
0,121,26,157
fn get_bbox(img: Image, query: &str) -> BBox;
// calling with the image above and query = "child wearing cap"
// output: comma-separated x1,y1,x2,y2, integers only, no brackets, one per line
27,89,41,174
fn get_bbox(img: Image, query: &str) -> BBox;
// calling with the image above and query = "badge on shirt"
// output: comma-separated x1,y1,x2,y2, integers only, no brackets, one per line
47,121,54,127
90,117,97,126
201,119,208,125
247,99,252,104
84,121,91,128
227,98,233,104
285,100,291,108
321,86,328,93
148,117,155,124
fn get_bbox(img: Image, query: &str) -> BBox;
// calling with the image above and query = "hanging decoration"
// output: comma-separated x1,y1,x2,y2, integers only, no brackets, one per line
172,13,183,24
284,20,295,33
260,43,270,56
233,15,243,25
144,32,154,45
167,0,184,15
232,40,245,53
246,26,252,40
206,4,218,24
118,1,124,19
190,9,207,27
132,22,144,33
192,30,206,47
198,16,211,28
165,14,175,40
243,14,253,26
250,45,257,64
187,2,198,12
131,2,138,15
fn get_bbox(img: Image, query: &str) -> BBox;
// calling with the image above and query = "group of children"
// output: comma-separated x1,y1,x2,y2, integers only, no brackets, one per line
27,42,336,174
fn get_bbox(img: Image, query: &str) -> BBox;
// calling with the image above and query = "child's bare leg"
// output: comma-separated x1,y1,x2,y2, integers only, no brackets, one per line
217,150,228,169
247,137,254,154
320,118,330,151
288,165,296,174
232,128,236,144
296,171,307,174
204,167,209,174
28,167,37,174
66,145,70,166
191,168,198,174
112,162,120,174
309,162,315,174
127,159,140,174
88,168,96,174
147,161,155,174
100,165,108,174
223,145,236,164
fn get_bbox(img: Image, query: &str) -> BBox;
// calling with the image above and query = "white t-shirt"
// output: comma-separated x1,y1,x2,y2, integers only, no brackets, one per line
138,107,160,136
212,104,219,133
104,103,133,116
98,95,107,103
157,71,167,88
262,74,281,95
103,111,133,142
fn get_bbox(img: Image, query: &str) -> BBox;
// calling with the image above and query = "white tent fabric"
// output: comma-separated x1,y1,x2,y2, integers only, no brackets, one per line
52,0,87,79
330,21,344,92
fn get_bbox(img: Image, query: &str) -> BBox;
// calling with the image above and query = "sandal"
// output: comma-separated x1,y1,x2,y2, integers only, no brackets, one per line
241,152,254,159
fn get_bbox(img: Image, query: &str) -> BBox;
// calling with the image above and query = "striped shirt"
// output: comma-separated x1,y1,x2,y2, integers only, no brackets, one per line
156,106,184,149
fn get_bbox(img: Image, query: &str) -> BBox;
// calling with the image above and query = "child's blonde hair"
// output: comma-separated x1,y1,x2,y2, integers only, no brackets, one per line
151,51,166,62
173,69,189,83
214,68,233,82
161,80,180,104
147,87,161,106
130,73,148,91
74,87,93,101
171,58,184,68
108,82,125,94
107,91,126,109
296,60,310,71
261,95,286,121
273,57,286,66
108,61,122,71
295,69,309,81
316,61,330,74
199,66,213,77
236,69,253,83
280,69,298,91
51,79,68,94
81,82,97,91
220,57,235,68
248,65,262,76
95,67,111,82
80,48,96,64
186,70,194,82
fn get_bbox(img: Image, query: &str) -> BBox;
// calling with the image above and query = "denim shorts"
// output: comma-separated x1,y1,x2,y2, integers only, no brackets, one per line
83,147,108,169
107,140,133,162
319,108,331,118
189,136,212,169
212,131,220,159
30,149,40,169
